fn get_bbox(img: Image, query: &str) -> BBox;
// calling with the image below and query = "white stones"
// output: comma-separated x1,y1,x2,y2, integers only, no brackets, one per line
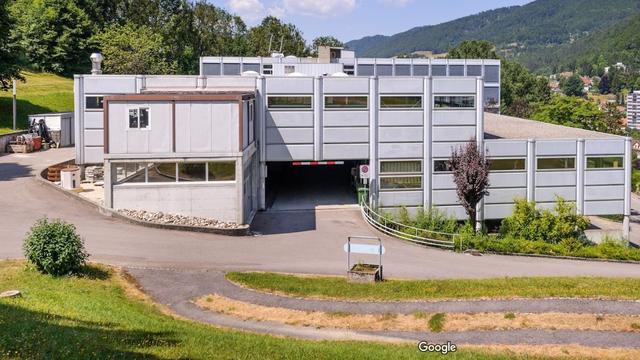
0,290,21,298
118,209,240,229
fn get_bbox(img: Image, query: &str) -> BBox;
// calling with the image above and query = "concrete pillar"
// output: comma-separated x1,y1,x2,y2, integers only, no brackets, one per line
368,77,378,206
313,77,323,161
527,139,536,202
73,76,84,165
475,77,485,231
624,137,632,240
257,77,267,210
576,139,585,214
103,160,112,208
423,77,432,209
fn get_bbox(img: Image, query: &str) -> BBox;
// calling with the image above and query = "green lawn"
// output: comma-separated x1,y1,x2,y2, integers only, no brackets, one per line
0,72,73,134
0,261,543,359
226,272,640,301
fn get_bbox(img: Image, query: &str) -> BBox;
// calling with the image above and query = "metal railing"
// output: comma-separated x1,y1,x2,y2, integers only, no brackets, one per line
360,200,459,251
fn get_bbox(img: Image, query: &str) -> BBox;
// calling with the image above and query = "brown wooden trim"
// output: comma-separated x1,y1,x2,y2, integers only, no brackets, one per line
104,93,254,102
172,101,176,152
238,99,244,152
103,99,109,154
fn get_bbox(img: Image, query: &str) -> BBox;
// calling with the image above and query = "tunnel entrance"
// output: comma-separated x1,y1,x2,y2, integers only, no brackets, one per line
265,160,366,211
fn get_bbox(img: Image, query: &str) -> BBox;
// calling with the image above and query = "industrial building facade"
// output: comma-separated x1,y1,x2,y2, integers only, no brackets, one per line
74,55,632,235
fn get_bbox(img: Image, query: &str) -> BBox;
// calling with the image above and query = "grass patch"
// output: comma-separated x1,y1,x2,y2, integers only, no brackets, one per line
227,272,640,301
0,72,73,133
504,313,516,320
632,323,640,330
428,313,445,332
0,260,542,360
413,311,428,319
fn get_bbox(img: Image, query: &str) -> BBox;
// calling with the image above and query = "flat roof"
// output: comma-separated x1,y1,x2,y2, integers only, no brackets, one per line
484,112,623,140
106,91,255,102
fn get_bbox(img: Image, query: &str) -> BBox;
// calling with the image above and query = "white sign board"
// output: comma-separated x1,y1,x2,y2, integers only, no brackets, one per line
343,243,385,255
359,164,370,179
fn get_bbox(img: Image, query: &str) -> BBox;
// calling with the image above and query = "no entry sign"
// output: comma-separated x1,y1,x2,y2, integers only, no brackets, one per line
359,164,369,179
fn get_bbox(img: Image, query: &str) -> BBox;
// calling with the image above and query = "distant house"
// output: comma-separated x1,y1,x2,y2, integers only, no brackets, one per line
628,91,640,129
580,76,593,93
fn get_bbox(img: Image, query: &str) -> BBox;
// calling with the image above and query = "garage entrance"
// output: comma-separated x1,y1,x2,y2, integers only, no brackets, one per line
265,160,366,211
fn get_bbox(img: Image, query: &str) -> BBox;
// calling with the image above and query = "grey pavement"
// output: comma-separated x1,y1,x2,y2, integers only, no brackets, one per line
2,148,640,280
129,267,640,347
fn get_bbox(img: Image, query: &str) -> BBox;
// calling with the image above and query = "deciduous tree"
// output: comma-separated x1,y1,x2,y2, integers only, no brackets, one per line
0,0,22,91
449,141,490,229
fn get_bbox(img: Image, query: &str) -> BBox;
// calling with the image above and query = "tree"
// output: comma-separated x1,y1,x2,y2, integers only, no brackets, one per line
447,40,498,59
562,74,584,97
599,73,611,94
10,0,93,75
449,141,490,229
191,2,248,59
312,36,343,50
0,0,22,91
93,23,178,75
247,16,309,57
531,96,623,134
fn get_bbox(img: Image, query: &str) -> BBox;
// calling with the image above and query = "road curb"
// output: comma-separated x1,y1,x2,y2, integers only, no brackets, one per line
33,160,250,236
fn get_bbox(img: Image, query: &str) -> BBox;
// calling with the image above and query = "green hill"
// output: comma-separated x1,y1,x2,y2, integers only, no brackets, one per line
0,72,73,134
346,0,640,72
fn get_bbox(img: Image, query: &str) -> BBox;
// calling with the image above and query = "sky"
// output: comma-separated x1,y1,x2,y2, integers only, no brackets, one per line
209,0,533,43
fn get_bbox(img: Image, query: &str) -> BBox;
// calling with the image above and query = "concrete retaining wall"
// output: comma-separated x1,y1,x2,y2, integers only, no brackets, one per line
0,130,28,153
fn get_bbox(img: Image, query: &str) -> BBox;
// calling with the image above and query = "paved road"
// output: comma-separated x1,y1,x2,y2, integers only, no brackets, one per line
2,148,640,279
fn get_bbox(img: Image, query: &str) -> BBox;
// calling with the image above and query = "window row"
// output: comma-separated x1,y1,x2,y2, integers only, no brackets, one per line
114,161,236,184
267,95,476,110
432,156,624,173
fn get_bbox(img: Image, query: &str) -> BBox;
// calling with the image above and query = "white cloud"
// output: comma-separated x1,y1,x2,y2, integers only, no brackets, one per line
227,0,266,21
281,0,357,17
378,0,413,6
267,5,286,18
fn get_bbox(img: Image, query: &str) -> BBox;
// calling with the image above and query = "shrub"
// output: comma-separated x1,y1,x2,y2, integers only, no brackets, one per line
23,218,88,276
394,206,459,235
500,197,589,244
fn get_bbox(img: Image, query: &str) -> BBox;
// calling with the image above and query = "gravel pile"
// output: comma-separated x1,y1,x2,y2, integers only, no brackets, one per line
118,209,241,229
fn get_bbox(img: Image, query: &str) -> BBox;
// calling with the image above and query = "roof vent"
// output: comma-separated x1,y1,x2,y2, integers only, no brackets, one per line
90,53,103,75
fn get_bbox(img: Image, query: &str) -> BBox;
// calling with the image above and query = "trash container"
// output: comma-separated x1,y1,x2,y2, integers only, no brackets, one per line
357,187,369,205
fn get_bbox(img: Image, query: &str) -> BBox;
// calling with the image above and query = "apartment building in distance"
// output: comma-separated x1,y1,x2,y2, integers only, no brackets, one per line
628,90,640,129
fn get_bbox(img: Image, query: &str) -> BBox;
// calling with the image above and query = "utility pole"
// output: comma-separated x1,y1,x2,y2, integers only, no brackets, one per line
12,80,17,131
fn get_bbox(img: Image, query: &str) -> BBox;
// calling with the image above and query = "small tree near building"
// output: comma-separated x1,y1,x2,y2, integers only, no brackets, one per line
562,74,584,97
449,141,490,230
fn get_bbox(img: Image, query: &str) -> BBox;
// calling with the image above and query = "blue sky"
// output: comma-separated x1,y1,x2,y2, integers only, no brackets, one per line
210,0,533,42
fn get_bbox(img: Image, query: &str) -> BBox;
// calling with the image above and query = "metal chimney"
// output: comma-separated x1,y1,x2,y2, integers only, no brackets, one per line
90,53,103,75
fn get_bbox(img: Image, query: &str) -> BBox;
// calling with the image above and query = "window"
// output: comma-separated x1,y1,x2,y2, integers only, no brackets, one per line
431,65,446,76
380,176,422,190
433,160,453,172
203,63,221,75
243,63,260,73
178,163,206,182
223,63,240,75
434,96,475,108
413,65,429,76
484,65,500,82
147,163,176,182
284,65,295,74
86,96,104,110
537,157,575,170
128,107,149,129
114,163,146,184
324,96,368,109
484,87,500,107
267,96,312,109
394,64,411,76
208,161,235,181
449,65,464,76
489,158,526,171
587,156,623,169
343,65,355,75
380,96,422,109
376,64,392,76
262,64,273,75
357,64,374,76
380,161,421,174
466,65,482,76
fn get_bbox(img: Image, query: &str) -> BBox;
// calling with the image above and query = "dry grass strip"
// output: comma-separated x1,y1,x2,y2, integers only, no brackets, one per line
195,293,640,333
464,344,640,360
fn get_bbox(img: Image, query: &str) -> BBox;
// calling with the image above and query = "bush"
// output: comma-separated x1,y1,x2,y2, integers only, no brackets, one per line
23,218,88,276
500,197,589,244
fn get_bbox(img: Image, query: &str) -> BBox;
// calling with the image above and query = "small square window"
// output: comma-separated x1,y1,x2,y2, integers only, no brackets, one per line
128,107,149,129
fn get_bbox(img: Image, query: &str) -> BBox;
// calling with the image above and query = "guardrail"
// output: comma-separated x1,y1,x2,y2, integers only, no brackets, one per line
360,200,459,251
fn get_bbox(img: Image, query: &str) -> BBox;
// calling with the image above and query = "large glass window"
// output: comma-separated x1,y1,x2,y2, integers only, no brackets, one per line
178,163,206,182
357,64,374,76
587,156,624,169
376,64,392,76
537,157,575,170
128,107,149,129
86,96,104,110
434,96,475,108
413,65,429,76
380,96,422,109
380,176,422,190
449,65,464,76
242,63,260,73
202,63,221,75
433,160,453,172
394,64,411,76
431,65,446,76
489,158,526,171
484,87,500,107
324,96,368,109
147,163,177,182
208,161,236,181
267,96,312,109
114,163,146,183
222,63,240,75
380,161,421,174
466,65,482,76
484,65,500,82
